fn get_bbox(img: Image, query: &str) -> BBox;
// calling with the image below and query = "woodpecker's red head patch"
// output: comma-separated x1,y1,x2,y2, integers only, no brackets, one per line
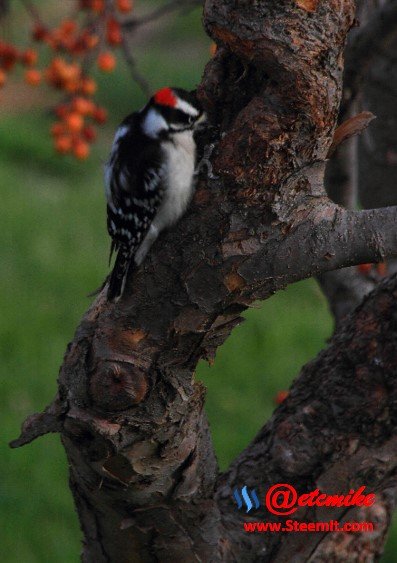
153,87,177,108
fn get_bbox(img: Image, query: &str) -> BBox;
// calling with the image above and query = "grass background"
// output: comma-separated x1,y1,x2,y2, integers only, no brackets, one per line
1,2,396,561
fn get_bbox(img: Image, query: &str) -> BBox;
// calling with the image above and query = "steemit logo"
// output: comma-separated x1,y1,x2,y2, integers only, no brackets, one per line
233,486,261,513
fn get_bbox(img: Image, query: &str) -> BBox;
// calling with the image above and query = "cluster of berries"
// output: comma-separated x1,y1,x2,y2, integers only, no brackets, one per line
0,43,39,88
51,97,107,160
0,0,134,159
357,263,387,277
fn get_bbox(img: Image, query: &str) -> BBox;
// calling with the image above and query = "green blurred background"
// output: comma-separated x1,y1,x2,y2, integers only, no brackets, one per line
1,2,395,561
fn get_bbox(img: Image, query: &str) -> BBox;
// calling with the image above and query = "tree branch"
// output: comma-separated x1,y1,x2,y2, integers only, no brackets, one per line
11,0,397,560
317,267,376,326
13,273,397,560
341,0,397,119
216,273,397,560
320,0,397,328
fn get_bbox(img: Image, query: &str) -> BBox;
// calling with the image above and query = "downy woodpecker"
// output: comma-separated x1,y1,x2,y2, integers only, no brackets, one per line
105,87,205,301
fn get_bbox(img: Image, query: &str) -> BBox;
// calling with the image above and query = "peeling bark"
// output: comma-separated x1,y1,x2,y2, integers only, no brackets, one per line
11,0,397,561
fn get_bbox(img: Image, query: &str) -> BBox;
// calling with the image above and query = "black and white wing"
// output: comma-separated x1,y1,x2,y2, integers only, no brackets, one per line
105,117,165,301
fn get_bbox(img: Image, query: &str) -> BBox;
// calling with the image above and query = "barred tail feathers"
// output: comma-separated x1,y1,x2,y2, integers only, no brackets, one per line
107,246,134,302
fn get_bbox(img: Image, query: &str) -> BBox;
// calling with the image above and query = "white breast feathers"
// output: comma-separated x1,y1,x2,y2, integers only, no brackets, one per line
153,130,196,231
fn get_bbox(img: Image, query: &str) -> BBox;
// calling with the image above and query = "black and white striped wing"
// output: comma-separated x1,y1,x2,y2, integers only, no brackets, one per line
104,124,165,301
105,139,165,262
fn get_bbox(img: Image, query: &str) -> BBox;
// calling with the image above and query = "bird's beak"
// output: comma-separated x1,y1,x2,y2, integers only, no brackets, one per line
195,112,207,128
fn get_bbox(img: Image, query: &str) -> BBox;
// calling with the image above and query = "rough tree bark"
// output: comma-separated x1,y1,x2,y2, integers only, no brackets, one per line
11,0,397,561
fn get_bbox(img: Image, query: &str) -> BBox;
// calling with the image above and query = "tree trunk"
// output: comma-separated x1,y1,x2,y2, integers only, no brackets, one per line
11,0,397,561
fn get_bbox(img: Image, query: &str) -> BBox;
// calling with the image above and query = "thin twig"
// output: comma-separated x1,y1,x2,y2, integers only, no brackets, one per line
20,0,42,23
120,0,202,94
121,33,151,96
122,0,202,30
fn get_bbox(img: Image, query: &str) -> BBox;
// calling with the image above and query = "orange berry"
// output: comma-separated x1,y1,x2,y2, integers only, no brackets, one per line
106,18,122,45
33,24,47,42
74,31,98,53
80,76,97,96
46,36,58,51
72,96,94,115
274,390,289,405
60,20,77,36
51,122,65,136
97,52,116,72
55,104,68,119
1,44,18,71
82,125,97,142
0,69,6,87
46,58,81,90
93,106,107,124
73,139,90,160
85,34,99,50
62,62,81,82
64,80,79,93
90,0,104,13
25,69,41,86
59,37,75,52
55,134,72,154
52,30,62,43
358,263,373,275
376,262,387,277
116,0,133,13
21,48,38,66
65,112,84,132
